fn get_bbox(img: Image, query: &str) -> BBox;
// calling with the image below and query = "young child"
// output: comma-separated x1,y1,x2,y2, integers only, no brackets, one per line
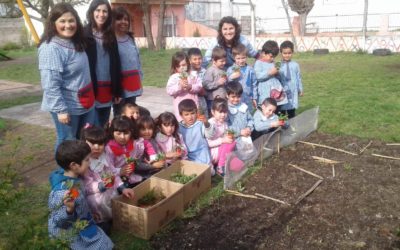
226,81,254,139
105,116,152,187
178,99,213,172
203,47,228,113
187,48,208,118
48,140,113,249
121,103,141,121
136,115,166,170
254,40,288,109
279,40,304,118
166,51,202,121
155,112,188,165
206,97,236,176
252,98,280,140
227,44,258,112
81,125,134,234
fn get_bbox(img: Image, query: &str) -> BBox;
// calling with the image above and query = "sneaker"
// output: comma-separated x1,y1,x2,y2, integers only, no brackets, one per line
217,166,225,177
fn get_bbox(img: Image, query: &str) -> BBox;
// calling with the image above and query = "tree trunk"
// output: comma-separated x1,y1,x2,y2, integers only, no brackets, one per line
281,0,298,51
362,0,368,36
141,0,155,50
299,13,307,36
156,0,166,50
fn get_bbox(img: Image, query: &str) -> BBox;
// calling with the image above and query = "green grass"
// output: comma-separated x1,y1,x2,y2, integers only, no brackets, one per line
0,95,42,110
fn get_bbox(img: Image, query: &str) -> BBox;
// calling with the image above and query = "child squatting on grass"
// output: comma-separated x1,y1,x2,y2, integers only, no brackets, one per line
48,140,114,249
80,125,134,234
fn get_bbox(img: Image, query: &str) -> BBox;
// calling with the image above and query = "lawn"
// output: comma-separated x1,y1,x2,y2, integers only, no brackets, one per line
0,48,399,249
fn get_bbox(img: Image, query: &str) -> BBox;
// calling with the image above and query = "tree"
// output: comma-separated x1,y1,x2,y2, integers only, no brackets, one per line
19,0,89,23
288,0,314,36
0,0,22,18
281,0,298,51
155,0,166,50
140,0,156,50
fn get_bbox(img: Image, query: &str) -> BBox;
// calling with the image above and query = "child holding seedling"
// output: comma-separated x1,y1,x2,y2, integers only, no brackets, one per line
136,115,166,172
48,140,114,249
226,44,258,112
178,99,214,174
166,51,203,121
155,112,187,165
203,47,228,114
254,40,288,109
81,125,134,234
226,81,254,139
105,116,153,187
188,47,209,118
252,98,281,140
279,40,304,118
206,97,236,176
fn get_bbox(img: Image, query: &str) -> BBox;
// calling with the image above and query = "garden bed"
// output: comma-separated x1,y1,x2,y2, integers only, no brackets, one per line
152,132,400,249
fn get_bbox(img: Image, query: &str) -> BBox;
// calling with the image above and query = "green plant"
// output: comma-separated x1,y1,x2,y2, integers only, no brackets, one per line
278,112,289,121
236,181,245,192
1,42,22,51
275,61,281,70
137,187,166,207
170,172,197,184
343,163,353,172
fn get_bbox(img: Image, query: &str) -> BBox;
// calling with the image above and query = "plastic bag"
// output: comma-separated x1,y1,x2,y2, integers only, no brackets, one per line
235,136,258,161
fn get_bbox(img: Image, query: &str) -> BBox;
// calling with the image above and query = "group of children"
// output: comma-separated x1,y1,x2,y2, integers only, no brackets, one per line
48,39,303,248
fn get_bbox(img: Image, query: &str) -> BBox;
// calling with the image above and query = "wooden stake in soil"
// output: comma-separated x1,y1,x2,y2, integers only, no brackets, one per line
359,141,372,154
254,193,289,205
312,156,341,164
277,132,281,154
387,143,400,146
332,165,335,177
371,153,400,161
298,141,358,156
288,164,324,180
225,190,261,199
295,179,323,205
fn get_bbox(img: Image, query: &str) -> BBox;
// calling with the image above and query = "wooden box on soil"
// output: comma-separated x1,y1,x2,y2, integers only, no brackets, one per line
112,178,184,240
152,160,211,207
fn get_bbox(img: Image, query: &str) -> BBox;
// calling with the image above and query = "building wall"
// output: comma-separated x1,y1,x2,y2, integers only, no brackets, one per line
0,18,26,46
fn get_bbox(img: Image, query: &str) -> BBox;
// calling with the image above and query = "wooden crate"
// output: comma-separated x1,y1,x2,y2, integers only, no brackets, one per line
112,177,183,240
152,160,211,207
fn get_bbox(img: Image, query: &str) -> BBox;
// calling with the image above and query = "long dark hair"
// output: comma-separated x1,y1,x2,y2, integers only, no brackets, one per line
170,51,190,75
112,6,134,40
107,116,137,140
155,112,182,145
86,0,115,52
217,16,241,48
39,3,85,51
136,115,156,139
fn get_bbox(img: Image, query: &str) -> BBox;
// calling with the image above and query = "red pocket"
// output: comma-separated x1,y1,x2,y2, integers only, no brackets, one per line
96,81,112,103
78,82,95,109
121,70,142,92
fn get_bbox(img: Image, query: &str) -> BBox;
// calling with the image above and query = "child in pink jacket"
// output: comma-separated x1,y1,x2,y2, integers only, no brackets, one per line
166,51,202,121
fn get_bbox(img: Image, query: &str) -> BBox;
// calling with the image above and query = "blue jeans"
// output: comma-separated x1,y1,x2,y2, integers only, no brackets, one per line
51,109,95,152
95,107,111,128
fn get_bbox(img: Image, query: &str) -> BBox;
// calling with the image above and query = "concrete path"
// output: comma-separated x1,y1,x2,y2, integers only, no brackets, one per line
0,82,173,128
0,80,173,185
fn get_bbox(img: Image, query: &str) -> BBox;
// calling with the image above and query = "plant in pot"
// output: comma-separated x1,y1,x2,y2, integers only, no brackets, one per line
137,187,166,208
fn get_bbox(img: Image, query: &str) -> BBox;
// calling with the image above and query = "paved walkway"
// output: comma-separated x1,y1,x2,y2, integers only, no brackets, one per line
0,80,173,128
0,80,173,185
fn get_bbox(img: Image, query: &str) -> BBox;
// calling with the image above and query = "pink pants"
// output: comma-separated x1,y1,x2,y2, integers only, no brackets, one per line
217,141,236,167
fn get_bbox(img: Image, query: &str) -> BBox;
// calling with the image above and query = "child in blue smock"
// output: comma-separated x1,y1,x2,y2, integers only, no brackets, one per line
279,40,304,118
227,44,258,113
254,40,288,109
178,99,214,174
48,140,114,250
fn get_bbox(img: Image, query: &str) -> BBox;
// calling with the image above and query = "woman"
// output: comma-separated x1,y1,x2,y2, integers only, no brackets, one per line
112,6,144,115
203,16,259,69
84,0,122,127
38,2,95,151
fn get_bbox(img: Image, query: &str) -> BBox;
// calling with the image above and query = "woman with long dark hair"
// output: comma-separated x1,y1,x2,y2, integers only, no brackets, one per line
84,0,122,127
38,2,95,150
203,16,259,69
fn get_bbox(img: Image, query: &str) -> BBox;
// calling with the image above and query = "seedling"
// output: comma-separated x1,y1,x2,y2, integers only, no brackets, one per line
64,180,80,201
236,181,245,192
101,172,115,188
179,71,188,80
275,61,281,70
232,65,240,73
226,129,235,140
155,153,166,162
170,172,197,184
344,163,353,172
137,187,166,208
220,72,227,79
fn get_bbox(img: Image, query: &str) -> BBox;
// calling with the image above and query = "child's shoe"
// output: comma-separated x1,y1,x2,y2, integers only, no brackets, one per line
216,166,225,177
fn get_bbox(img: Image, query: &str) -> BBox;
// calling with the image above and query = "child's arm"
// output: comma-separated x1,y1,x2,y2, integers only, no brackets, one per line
83,172,104,195
188,74,203,94
203,69,221,91
254,111,279,131
166,75,183,97
227,66,241,81
143,140,158,162
249,67,258,108
48,190,77,229
246,110,255,132
254,61,274,82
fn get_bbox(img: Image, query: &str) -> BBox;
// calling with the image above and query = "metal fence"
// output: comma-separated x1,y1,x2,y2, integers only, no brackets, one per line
257,13,400,34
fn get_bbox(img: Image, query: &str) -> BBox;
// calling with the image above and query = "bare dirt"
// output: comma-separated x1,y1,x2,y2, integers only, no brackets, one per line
151,132,400,249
